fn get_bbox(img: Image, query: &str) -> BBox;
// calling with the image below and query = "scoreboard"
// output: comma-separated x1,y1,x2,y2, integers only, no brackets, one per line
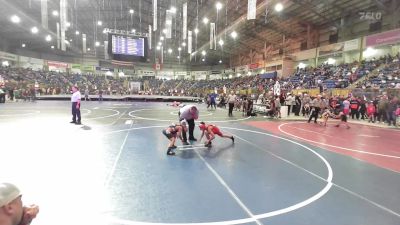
111,35,145,57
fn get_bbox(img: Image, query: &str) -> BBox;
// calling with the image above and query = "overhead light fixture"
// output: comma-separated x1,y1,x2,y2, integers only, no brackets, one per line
66,22,71,28
69,39,73,42
182,42,186,47
95,41,100,47
166,20,172,25
87,48,91,51
203,17,209,24
75,31,80,35
202,58,205,62
51,45,55,49
216,2,223,10
131,29,136,33
97,21,102,26
178,47,182,51
231,31,237,39
45,35,52,42
156,46,161,50
168,48,172,53
170,6,177,14
194,28,199,34
21,43,26,48
219,60,222,63
218,39,224,46
31,26,39,34
177,56,180,59
162,29,167,34
160,36,164,41
274,3,284,12
52,10,59,16
103,29,107,34
158,41,162,46
10,15,20,24
201,50,206,56
129,9,134,14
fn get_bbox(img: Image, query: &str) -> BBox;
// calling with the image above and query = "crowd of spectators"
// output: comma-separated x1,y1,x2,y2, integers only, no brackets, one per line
355,55,400,89
1,55,400,102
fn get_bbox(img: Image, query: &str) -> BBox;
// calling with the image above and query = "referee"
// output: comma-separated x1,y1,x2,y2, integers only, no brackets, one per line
70,86,82,125
179,105,199,144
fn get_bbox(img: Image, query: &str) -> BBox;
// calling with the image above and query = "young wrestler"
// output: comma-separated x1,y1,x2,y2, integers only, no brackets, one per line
162,120,187,156
334,110,351,129
198,122,234,147
320,108,335,126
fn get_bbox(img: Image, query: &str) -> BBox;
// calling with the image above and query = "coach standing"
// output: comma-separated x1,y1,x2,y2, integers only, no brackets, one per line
179,105,199,143
70,86,82,125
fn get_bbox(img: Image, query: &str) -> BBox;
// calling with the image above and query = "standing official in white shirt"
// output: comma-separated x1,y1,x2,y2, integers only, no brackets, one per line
70,86,82,125
179,105,199,143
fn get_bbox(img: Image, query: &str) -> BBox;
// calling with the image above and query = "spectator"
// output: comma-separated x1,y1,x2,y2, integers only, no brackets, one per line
0,182,39,225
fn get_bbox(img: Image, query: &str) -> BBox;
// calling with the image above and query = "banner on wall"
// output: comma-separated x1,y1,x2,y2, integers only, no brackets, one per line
344,39,360,51
175,71,188,76
71,64,81,69
166,10,172,39
188,30,192,54
247,0,257,20
318,42,345,56
0,51,18,61
139,70,155,76
210,23,216,50
153,63,161,71
40,0,48,29
235,65,249,73
95,67,114,72
82,65,94,72
210,70,222,75
224,68,234,74
249,63,259,70
191,71,208,76
182,2,187,40
291,48,317,61
153,0,157,31
148,25,152,50
365,28,400,47
47,61,68,68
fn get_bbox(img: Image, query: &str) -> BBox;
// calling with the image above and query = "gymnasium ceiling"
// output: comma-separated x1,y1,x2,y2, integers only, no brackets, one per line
0,0,397,66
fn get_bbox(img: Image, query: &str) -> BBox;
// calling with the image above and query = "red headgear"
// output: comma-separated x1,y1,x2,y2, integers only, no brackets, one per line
199,123,206,131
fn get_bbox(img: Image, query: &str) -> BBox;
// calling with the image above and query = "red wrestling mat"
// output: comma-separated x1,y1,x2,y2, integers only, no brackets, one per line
245,121,400,173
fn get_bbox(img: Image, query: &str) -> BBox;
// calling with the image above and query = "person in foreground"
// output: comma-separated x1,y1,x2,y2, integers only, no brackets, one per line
0,182,39,225
198,122,234,147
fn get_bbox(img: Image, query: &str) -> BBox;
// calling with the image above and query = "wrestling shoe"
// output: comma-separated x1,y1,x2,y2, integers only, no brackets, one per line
231,136,235,143
167,149,176,156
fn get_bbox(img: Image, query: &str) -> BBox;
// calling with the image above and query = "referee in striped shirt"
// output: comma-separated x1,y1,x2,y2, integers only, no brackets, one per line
70,86,82,125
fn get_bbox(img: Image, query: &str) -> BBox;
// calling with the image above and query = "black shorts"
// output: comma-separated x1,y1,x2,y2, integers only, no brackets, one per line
341,114,347,122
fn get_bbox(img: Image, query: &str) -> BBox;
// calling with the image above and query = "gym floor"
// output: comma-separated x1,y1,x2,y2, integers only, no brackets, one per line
0,101,399,225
